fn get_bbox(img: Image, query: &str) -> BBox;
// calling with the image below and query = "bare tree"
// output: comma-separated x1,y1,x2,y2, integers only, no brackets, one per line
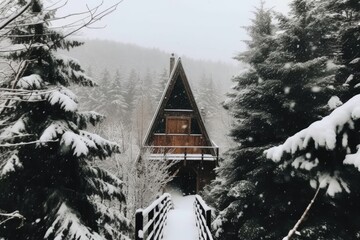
98,122,177,223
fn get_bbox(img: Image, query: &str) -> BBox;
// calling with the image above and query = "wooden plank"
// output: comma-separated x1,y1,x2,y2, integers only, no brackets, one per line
151,135,209,154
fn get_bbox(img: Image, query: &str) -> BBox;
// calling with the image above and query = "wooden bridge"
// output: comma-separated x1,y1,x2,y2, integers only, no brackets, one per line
135,193,214,240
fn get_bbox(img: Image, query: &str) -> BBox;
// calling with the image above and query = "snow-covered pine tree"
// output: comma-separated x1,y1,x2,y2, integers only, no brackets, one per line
132,70,156,146
107,69,128,121
266,94,360,239
89,68,128,121
203,4,281,239
123,69,140,125
155,68,169,102
196,73,221,122
325,0,360,100
100,68,111,86
204,1,344,239
92,68,114,115
0,1,129,239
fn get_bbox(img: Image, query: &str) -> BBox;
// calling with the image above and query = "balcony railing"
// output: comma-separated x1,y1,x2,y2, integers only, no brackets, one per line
142,145,219,163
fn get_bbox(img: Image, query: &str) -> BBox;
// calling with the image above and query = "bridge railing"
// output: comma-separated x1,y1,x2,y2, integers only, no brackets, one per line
135,193,173,240
194,195,213,240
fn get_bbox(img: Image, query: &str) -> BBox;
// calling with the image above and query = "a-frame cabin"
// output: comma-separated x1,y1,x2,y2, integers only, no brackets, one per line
142,54,219,195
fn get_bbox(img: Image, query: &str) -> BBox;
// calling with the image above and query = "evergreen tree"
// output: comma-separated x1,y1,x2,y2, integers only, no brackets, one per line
196,73,221,122
78,70,108,116
100,68,111,85
155,68,169,102
86,65,94,78
266,94,360,239
324,0,360,100
204,1,343,239
132,71,157,146
107,69,128,121
123,69,140,125
0,1,129,239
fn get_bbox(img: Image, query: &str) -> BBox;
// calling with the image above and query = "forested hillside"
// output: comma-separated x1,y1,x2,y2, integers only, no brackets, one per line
67,40,240,151
2,0,360,239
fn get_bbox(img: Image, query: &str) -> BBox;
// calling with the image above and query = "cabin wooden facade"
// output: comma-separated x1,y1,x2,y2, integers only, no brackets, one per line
142,55,219,194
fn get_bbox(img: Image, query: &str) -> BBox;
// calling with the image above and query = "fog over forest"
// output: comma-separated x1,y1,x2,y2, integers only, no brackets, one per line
1,1,360,240
66,39,241,150
67,39,242,96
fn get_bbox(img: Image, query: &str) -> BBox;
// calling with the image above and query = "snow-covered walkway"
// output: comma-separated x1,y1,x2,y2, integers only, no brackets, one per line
163,194,198,240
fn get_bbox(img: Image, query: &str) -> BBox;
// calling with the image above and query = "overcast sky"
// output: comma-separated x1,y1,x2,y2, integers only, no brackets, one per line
57,0,292,64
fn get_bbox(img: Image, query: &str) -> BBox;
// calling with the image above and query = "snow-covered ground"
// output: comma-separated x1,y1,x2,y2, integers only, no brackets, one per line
163,192,198,240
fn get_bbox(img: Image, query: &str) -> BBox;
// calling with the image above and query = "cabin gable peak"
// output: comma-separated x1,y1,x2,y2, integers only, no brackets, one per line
143,57,214,150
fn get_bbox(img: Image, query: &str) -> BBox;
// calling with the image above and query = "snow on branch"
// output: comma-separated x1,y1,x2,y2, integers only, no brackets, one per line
0,139,59,147
79,130,120,158
0,210,25,226
44,202,104,240
265,94,360,196
0,0,33,31
1,152,23,176
46,87,78,112
0,118,27,142
82,166,123,189
60,131,94,157
39,121,69,143
266,94,360,160
74,111,105,129
60,130,119,158
93,201,130,240
13,74,43,90
85,177,124,200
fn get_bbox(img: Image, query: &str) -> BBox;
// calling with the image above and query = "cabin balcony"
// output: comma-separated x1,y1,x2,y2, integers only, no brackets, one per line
144,133,219,162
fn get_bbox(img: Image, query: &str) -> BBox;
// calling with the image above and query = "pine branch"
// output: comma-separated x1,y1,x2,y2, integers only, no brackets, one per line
0,134,34,141
52,1,123,45
283,184,322,240
0,139,59,147
0,0,33,31
0,60,30,115
0,210,25,226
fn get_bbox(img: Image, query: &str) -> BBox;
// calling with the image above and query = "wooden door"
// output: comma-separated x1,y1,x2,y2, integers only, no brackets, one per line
166,117,190,134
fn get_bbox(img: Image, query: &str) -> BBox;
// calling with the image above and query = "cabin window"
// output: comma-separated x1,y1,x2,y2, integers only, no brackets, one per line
165,76,192,109
166,117,190,134
154,117,166,133
190,118,201,134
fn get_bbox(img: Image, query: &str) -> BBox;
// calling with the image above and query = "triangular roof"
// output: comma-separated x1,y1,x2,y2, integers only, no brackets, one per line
143,58,215,151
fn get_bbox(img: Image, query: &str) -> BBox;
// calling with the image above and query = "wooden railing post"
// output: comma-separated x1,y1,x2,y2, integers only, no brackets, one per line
194,195,214,240
148,209,154,240
135,193,173,240
184,147,187,166
135,210,143,240
206,209,211,231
